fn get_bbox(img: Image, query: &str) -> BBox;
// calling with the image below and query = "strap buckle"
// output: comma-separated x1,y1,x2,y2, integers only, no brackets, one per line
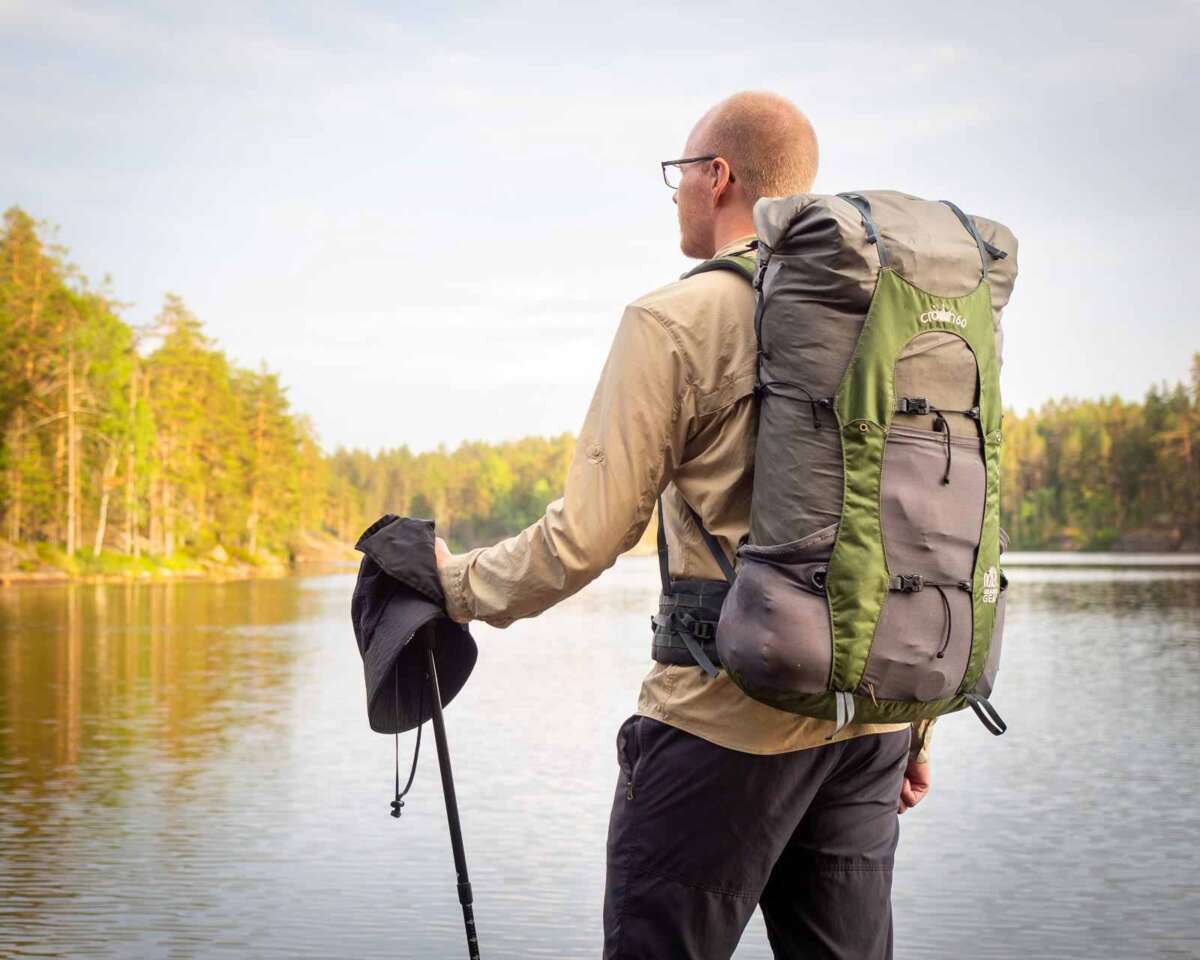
652,610,716,641
894,574,924,593
896,396,930,415
675,610,715,640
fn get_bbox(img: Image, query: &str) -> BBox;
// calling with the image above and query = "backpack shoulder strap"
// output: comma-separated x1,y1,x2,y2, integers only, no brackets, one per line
680,248,757,284
657,492,736,591
655,245,755,595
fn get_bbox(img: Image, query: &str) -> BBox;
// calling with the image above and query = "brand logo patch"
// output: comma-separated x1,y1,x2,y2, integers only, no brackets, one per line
919,304,966,328
981,566,1000,604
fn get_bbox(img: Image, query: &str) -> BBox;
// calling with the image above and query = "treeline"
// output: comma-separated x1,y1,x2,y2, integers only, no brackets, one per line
1000,365,1200,550
326,433,574,550
1,206,1197,575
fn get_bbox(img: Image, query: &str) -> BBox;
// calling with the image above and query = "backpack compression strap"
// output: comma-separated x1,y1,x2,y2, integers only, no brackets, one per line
655,245,757,591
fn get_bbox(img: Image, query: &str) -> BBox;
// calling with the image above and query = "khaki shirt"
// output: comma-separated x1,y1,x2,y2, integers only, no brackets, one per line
439,235,932,761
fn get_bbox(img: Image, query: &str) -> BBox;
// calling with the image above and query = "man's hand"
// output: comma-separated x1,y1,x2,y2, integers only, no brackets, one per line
434,537,471,624
898,757,931,815
434,536,452,571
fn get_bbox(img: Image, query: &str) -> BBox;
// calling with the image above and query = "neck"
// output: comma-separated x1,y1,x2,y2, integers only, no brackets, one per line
709,210,756,256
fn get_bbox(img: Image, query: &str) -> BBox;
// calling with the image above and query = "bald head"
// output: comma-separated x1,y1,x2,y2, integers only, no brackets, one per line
690,91,819,206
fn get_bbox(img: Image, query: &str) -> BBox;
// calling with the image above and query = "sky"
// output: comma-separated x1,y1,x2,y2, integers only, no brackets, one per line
3,0,1197,454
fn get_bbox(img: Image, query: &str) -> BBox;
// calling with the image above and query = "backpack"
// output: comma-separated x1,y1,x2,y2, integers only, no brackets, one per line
658,191,1018,738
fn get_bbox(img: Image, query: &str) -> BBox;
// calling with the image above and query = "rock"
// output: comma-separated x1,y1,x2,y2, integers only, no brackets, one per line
287,529,357,564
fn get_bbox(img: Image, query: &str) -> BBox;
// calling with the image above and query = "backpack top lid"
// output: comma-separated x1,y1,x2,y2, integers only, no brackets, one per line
752,190,1018,319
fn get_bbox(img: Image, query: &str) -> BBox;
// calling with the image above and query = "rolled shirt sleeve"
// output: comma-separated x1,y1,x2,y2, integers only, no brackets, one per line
438,303,692,627
910,717,936,764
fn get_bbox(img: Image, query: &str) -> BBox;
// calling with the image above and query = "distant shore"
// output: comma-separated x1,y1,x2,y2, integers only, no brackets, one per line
0,561,293,587
0,530,357,587
1002,551,1200,568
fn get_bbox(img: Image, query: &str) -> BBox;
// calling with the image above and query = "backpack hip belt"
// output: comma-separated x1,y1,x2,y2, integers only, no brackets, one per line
650,577,729,675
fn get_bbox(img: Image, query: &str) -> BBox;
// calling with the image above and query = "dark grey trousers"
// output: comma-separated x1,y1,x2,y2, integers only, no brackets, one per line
603,716,910,959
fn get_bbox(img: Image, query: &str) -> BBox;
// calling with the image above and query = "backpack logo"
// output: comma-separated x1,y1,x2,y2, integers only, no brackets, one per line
981,566,1000,604
919,304,966,328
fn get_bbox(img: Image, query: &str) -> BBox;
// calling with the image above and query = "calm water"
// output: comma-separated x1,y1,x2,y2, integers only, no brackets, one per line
1,556,1198,959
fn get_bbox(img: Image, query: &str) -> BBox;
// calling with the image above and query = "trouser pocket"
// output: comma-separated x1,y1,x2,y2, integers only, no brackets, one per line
616,714,643,800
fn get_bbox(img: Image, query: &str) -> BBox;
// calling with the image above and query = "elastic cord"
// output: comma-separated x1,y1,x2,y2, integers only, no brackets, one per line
757,380,832,429
391,665,425,818
932,409,952,484
934,585,952,658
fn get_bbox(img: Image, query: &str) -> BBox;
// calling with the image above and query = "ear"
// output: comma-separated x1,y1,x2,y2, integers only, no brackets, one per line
708,157,734,205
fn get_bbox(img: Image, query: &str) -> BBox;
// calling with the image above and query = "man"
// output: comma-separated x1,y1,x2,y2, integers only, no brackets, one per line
435,90,933,959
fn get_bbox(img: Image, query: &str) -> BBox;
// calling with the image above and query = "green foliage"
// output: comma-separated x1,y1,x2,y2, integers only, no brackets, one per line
0,211,328,566
326,432,574,551
1000,370,1200,549
0,206,574,569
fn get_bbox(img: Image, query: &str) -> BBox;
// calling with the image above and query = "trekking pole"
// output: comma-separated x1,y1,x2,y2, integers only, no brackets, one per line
423,632,481,960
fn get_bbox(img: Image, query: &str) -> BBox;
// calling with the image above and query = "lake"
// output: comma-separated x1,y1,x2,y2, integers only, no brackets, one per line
1,555,1198,958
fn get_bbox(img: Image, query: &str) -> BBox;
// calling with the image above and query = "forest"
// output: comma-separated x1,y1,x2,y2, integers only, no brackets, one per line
1,206,1197,577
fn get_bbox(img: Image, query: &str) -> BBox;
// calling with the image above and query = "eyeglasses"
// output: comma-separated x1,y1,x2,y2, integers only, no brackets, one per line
660,155,736,190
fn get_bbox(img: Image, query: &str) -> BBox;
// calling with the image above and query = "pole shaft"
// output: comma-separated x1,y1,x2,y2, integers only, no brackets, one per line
424,633,481,960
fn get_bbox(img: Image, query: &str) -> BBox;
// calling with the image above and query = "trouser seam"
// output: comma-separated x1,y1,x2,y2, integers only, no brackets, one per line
801,863,894,874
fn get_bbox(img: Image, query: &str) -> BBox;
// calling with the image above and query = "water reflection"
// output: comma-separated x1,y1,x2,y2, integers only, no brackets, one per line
0,579,312,958
1,579,306,782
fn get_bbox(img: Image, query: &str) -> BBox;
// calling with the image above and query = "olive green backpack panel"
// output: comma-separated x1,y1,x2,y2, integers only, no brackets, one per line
826,267,1002,696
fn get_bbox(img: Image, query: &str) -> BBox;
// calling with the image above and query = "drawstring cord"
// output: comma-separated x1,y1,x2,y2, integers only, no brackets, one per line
894,399,984,488
892,577,972,660
756,380,832,430
933,585,952,658
931,409,952,484
391,666,425,818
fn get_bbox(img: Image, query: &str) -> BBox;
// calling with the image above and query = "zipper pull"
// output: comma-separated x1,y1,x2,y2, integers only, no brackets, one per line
625,778,635,800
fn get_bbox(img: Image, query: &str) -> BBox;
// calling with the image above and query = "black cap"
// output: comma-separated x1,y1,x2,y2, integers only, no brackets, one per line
351,515,478,733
